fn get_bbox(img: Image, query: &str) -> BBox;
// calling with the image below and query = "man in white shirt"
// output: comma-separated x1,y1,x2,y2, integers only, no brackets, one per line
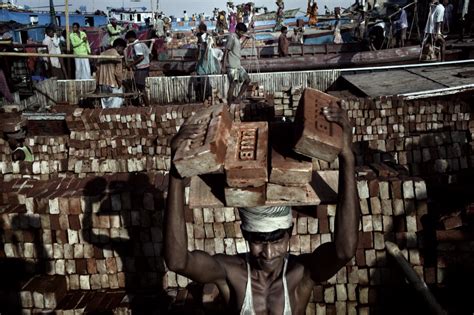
423,0,445,61
43,26,66,79
393,6,408,47
125,30,151,106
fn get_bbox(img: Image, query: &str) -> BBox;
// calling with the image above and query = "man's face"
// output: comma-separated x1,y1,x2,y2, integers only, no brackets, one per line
248,233,289,272
46,29,54,37
111,20,117,26
73,25,79,32
116,46,125,55
127,37,135,44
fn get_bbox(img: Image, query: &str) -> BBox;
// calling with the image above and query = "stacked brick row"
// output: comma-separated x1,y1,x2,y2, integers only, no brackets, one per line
167,166,431,314
273,86,302,117
66,105,203,176
0,173,168,313
0,136,69,179
344,97,472,179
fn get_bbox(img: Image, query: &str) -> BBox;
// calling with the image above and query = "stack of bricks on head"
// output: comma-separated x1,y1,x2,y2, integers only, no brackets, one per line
173,87,343,208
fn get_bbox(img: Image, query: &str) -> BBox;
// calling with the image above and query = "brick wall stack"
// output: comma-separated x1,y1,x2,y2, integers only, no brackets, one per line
65,105,203,176
273,86,302,117
345,96,472,182
0,173,167,313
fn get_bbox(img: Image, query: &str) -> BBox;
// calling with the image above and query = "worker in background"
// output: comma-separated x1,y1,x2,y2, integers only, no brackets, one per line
307,0,318,26
216,10,228,34
442,0,453,34
278,26,289,57
125,31,151,106
184,11,189,22
96,38,126,108
155,14,165,38
222,23,251,105
274,0,285,31
107,17,125,47
69,23,91,79
227,1,237,33
42,26,66,79
393,5,408,47
457,0,470,42
6,128,34,162
422,0,445,61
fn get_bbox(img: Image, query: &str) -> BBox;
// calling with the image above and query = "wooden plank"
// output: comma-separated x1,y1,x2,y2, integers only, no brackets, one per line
341,70,446,97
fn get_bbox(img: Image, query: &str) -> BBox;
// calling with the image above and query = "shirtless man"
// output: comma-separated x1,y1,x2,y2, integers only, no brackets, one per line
164,106,359,313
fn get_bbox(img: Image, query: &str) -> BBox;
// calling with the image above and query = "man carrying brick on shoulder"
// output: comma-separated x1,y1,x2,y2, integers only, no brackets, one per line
222,22,251,105
164,106,359,313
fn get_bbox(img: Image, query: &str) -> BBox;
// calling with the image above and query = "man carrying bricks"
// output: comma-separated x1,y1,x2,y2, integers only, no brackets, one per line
222,22,251,105
164,106,359,313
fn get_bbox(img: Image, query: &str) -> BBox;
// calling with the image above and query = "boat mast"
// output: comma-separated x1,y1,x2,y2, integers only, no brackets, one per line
50,0,57,26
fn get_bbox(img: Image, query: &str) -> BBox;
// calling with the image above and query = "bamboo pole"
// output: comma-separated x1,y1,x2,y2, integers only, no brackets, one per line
65,0,70,52
0,52,123,59
385,242,447,315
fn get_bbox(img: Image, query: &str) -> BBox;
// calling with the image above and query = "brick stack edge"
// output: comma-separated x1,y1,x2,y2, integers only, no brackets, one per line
0,88,472,314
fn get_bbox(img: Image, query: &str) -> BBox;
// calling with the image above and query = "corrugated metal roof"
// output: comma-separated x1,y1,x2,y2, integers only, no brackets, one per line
339,63,474,97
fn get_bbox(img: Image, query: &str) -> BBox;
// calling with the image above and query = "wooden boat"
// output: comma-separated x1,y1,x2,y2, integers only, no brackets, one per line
253,8,300,21
150,45,462,75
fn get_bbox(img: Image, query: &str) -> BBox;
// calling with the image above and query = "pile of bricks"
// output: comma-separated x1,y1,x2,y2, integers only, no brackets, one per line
66,105,202,176
177,89,345,208
272,86,302,117
344,96,472,181
0,173,168,313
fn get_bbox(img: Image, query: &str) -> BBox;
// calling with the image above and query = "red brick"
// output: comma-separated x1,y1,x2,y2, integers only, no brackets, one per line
225,122,268,188
356,249,366,266
294,88,343,162
174,105,232,177
269,123,312,186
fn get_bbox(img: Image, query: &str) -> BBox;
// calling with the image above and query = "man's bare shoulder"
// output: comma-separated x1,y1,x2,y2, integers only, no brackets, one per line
213,253,246,268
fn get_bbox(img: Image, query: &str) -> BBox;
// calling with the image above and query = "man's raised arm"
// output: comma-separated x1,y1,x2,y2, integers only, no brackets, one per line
164,125,227,284
303,104,360,283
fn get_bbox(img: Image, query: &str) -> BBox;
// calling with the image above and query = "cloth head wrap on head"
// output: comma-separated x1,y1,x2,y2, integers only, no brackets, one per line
238,206,293,233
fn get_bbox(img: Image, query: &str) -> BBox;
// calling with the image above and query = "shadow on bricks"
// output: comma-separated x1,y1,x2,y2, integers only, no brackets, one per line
0,214,50,314
82,173,170,313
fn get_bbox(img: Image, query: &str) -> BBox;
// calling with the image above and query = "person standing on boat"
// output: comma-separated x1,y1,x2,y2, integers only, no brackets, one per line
227,2,237,33
107,18,126,47
125,30,151,106
154,14,166,38
96,38,126,109
223,22,251,105
70,23,92,80
184,11,189,22
42,26,66,79
393,5,408,47
278,26,289,57
274,0,285,31
423,0,445,61
307,0,318,26
216,10,228,34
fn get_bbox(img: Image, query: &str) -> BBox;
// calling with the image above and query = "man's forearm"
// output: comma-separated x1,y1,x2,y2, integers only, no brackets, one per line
334,150,359,260
164,168,189,271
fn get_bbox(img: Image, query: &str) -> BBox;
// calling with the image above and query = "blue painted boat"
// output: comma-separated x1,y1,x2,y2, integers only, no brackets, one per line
0,8,108,28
